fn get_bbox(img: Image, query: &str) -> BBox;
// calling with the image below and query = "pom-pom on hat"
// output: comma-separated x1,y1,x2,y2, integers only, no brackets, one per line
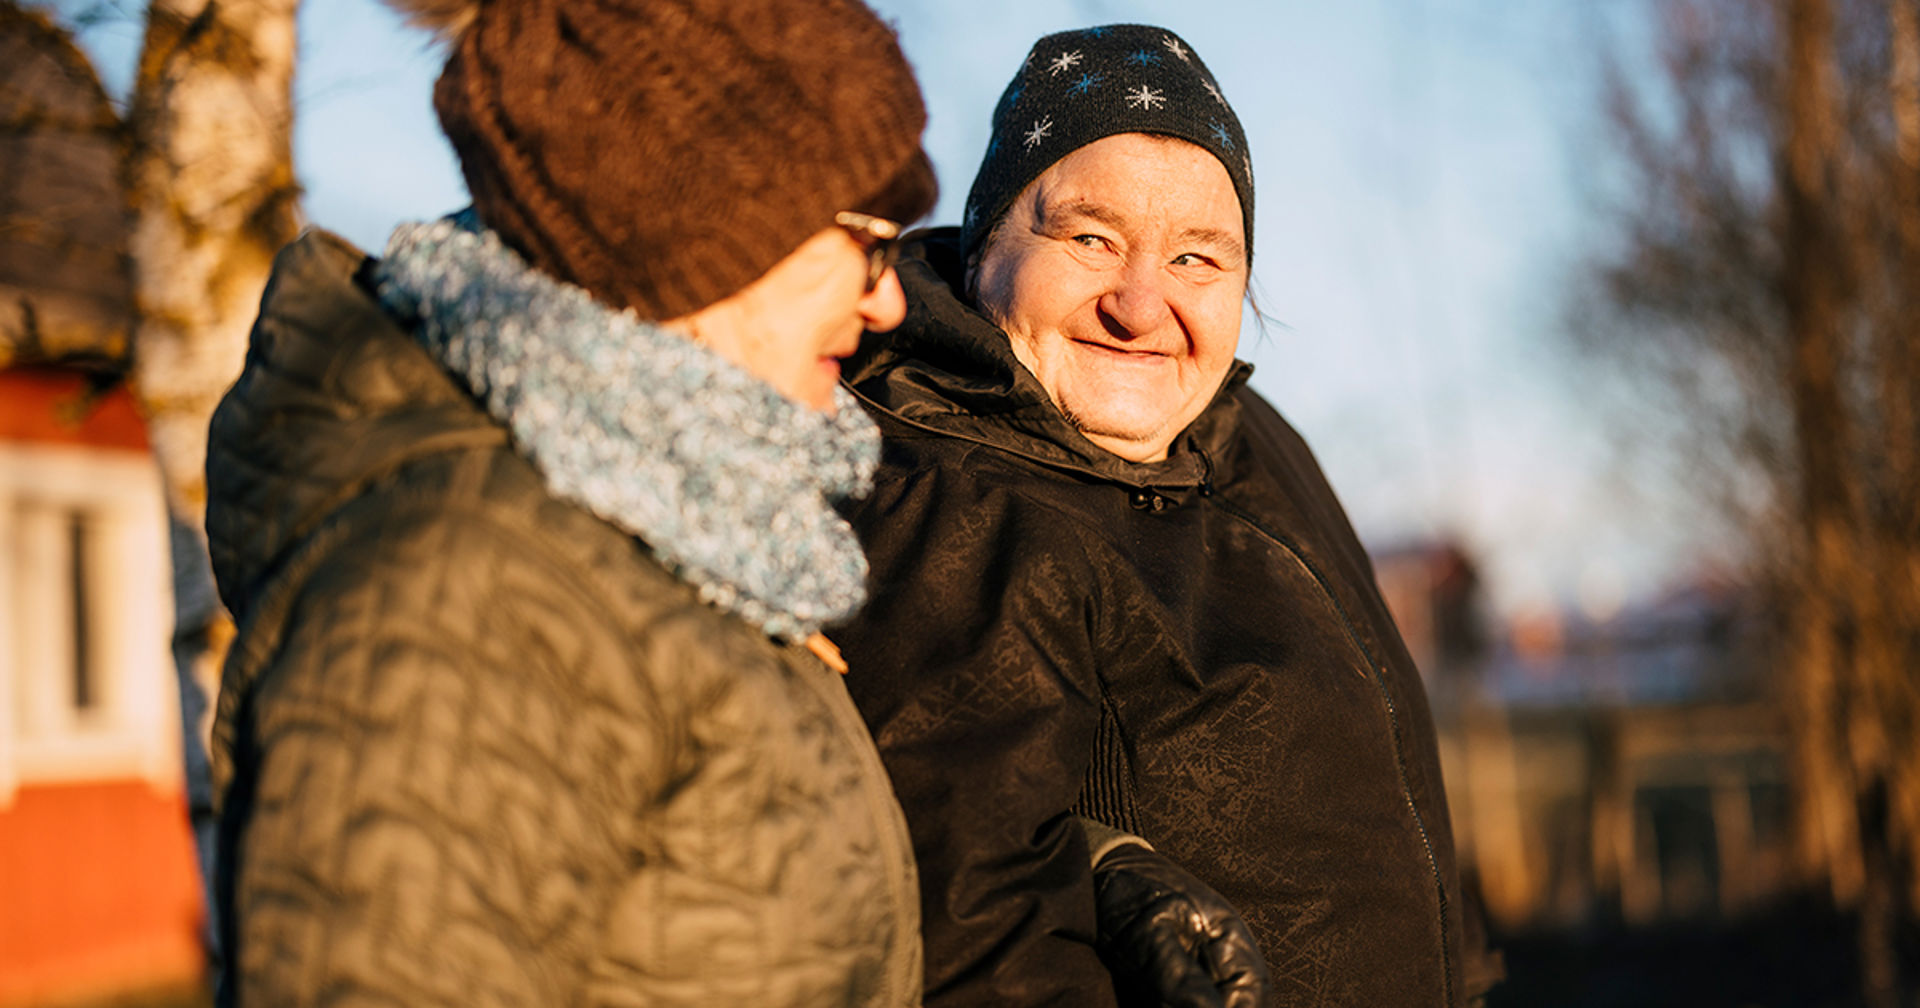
384,0,936,320
961,24,1252,265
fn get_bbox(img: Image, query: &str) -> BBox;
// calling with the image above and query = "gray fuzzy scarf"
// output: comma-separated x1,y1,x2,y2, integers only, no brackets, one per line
374,214,878,642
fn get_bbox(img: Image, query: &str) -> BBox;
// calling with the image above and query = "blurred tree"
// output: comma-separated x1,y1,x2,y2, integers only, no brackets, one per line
0,3,134,367
1,0,301,945
1576,0,1919,1001
124,0,301,905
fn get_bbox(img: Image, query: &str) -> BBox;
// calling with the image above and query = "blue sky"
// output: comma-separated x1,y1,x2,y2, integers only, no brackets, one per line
58,0,1703,620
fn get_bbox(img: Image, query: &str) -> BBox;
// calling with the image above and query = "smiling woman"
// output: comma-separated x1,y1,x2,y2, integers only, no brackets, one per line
973,132,1249,461
830,21,1475,1008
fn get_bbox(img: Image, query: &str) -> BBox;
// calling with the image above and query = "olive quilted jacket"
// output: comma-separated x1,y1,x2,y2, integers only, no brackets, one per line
204,231,922,1007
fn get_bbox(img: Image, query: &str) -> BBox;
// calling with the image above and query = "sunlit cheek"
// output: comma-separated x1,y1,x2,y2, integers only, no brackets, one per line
1198,304,1244,363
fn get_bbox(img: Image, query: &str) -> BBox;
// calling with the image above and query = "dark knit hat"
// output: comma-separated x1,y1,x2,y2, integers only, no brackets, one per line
404,0,935,320
960,24,1252,264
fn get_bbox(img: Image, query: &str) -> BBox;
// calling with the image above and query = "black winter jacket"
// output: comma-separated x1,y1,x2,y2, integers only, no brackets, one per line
833,230,1466,1007
204,232,923,1007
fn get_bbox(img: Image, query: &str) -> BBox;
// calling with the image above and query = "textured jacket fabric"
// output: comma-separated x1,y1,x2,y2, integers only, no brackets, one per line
831,230,1466,1007
203,231,922,1007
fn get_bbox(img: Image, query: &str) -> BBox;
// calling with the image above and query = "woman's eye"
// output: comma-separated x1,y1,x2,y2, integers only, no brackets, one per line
1171,253,1212,267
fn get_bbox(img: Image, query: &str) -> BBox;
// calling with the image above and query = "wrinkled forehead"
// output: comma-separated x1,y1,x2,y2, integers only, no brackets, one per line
1027,135,1246,257
988,133,1247,266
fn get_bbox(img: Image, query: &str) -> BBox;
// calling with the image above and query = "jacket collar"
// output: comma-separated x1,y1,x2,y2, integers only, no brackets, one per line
843,227,1253,492
206,230,510,624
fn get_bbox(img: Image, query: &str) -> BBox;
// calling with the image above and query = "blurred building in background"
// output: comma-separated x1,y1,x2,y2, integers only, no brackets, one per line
0,363,204,1007
2,7,204,1004
1374,541,1793,937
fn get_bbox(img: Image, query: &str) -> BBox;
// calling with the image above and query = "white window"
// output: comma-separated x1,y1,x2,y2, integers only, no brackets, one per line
0,440,177,805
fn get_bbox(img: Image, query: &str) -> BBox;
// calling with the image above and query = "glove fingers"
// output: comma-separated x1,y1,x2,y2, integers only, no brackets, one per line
1200,918,1271,1008
1108,904,1225,1008
1092,844,1270,1008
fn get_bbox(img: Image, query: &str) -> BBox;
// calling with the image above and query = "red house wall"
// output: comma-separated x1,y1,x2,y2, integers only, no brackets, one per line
0,782,205,1005
1,365,205,1004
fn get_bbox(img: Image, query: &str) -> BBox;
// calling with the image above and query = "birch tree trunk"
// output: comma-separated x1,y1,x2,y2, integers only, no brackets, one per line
123,0,302,930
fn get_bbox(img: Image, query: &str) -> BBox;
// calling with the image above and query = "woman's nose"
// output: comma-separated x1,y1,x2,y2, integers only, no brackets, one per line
860,268,908,333
1098,258,1172,336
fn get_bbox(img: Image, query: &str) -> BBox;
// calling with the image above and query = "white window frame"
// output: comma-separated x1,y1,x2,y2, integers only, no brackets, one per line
0,441,178,806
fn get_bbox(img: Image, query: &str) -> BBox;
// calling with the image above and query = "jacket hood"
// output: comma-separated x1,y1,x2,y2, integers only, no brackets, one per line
204,230,506,623
843,227,1253,492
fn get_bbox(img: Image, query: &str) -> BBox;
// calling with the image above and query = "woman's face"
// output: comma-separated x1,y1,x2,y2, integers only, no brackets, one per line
668,227,907,411
971,133,1247,463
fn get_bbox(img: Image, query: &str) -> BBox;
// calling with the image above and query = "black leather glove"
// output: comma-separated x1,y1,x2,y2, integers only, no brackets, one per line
1090,837,1272,1008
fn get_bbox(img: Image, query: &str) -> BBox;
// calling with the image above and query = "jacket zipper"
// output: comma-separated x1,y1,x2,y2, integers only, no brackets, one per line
1208,491,1456,1008
856,391,1454,1005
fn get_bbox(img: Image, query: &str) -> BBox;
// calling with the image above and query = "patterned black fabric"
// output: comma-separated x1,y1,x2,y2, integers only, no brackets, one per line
834,230,1468,1008
960,24,1254,261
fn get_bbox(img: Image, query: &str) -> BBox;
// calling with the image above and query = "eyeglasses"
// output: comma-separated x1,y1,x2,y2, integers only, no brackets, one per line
835,211,904,292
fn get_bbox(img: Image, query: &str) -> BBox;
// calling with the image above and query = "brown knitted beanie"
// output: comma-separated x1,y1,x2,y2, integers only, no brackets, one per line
402,0,934,320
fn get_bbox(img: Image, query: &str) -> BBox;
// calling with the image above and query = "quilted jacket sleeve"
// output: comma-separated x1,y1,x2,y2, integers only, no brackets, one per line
835,453,1118,1008
224,503,674,1006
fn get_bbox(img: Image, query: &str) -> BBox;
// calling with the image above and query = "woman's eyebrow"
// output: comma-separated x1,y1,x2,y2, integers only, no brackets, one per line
1040,198,1128,231
1176,225,1246,263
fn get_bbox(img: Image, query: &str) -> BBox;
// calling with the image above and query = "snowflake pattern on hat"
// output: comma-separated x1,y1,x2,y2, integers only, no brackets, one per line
1125,85,1166,110
1024,116,1054,149
962,23,1257,259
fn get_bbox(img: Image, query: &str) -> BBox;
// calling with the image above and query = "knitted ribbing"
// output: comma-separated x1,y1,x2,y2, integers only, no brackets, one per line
431,0,931,321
